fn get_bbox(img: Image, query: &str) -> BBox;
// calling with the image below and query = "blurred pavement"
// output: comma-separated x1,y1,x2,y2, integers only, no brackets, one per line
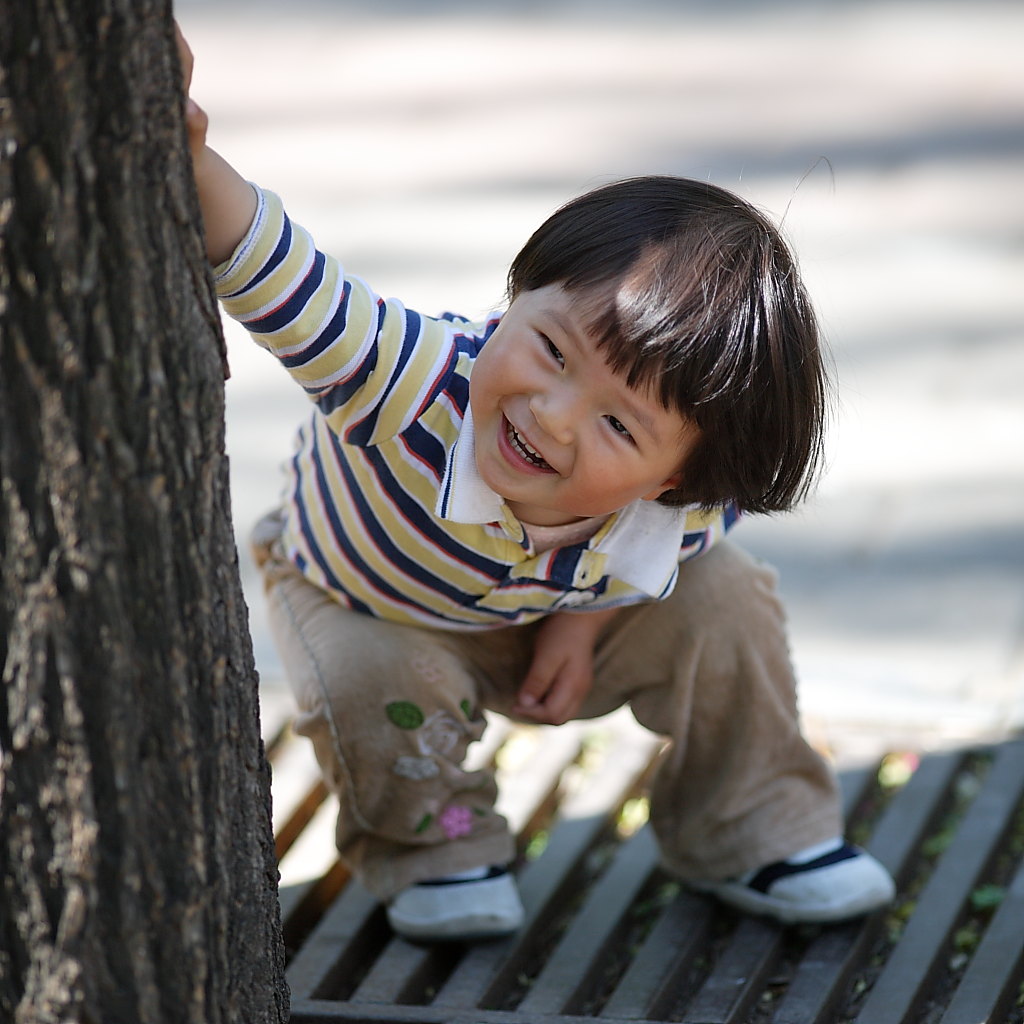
177,0,1024,762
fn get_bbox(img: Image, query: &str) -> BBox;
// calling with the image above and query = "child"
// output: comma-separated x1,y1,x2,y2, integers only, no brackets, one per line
180,30,894,941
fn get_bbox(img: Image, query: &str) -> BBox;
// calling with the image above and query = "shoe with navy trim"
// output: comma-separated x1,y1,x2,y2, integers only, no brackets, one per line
689,839,895,924
387,865,525,942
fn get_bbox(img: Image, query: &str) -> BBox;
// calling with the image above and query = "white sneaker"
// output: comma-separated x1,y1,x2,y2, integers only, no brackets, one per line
386,866,525,942
690,840,896,924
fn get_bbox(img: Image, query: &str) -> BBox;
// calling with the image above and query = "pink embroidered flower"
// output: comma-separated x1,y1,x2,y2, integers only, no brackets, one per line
438,804,474,839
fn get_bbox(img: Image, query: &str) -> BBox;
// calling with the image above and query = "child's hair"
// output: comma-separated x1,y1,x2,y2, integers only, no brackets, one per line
506,176,829,515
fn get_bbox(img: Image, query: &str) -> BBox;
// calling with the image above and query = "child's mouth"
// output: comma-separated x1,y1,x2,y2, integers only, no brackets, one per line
506,421,552,470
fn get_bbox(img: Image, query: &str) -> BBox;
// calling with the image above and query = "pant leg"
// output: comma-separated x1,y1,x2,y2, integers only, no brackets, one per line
585,541,843,882
253,520,515,900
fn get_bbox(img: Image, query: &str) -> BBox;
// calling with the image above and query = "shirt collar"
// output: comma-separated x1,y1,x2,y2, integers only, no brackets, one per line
595,499,693,594
436,404,507,524
437,407,692,597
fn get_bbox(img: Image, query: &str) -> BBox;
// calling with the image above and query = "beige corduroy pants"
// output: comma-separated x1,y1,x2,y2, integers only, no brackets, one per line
254,518,841,900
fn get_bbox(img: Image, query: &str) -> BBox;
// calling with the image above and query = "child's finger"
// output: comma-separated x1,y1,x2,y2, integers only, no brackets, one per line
535,680,577,726
515,689,539,710
185,98,209,148
511,701,546,722
516,673,550,709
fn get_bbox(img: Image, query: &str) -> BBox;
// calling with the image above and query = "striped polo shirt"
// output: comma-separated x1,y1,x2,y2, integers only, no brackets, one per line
215,188,737,630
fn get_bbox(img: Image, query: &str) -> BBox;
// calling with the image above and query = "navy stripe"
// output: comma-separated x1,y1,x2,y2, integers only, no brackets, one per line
435,311,472,325
249,250,327,336
416,343,459,419
219,216,293,301
302,445,443,616
345,307,422,446
282,278,356,375
655,570,678,600
332,446,508,601
681,529,709,554
722,501,741,532
473,317,502,351
547,546,583,586
443,371,470,420
287,454,373,616
309,437,522,623
438,459,456,519
357,441,509,580
245,216,293,292
400,421,448,482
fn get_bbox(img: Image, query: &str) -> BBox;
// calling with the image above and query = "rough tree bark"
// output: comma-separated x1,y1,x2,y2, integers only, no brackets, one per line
0,2,288,1022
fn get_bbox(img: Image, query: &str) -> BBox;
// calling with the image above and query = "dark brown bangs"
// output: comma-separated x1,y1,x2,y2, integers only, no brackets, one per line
589,222,796,413
581,226,828,515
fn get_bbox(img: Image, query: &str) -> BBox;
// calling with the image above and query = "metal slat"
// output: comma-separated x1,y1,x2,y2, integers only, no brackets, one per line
771,922,866,1024
348,936,449,1007
579,750,867,1023
939,850,1024,1024
517,827,661,1017
290,1002,677,1024
287,881,385,1002
772,748,965,1024
680,916,782,1023
855,741,1024,1024
600,891,715,1021
433,814,606,1013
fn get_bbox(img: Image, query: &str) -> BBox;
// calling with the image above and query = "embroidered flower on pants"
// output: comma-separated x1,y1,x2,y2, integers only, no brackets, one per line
438,804,474,839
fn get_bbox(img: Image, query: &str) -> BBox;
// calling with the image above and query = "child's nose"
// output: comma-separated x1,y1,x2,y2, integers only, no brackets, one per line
530,387,578,445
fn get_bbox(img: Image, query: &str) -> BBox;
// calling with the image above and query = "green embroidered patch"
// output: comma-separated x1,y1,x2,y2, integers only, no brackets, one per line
415,813,433,834
460,699,472,719
386,701,425,729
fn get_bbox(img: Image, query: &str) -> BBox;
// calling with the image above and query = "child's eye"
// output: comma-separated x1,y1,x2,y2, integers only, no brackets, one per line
606,416,634,442
541,335,564,366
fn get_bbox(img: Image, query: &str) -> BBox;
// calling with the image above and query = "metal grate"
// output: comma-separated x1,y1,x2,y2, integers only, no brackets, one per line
261,692,1024,1024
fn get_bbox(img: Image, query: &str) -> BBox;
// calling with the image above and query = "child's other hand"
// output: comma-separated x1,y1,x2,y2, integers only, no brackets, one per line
175,22,209,159
513,615,597,726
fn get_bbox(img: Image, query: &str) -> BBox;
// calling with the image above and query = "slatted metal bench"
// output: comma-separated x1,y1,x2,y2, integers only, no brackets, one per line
260,689,1024,1024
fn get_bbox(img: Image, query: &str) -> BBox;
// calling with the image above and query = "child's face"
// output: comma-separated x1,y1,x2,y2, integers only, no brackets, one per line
470,284,698,527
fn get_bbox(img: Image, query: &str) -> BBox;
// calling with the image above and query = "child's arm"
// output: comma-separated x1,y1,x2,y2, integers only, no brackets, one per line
177,25,257,265
513,607,622,726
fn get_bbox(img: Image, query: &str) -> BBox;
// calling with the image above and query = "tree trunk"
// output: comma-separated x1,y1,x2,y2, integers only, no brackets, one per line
0,3,288,1022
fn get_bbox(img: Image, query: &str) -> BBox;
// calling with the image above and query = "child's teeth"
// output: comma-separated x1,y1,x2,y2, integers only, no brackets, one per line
507,423,549,467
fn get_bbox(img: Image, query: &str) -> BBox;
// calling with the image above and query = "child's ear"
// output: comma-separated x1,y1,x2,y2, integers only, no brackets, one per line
640,473,682,502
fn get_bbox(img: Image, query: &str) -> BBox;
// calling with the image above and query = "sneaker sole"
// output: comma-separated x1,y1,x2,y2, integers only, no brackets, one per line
388,913,523,943
386,872,525,942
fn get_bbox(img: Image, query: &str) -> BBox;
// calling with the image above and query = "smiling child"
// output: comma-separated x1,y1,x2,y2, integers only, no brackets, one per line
180,29,894,941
